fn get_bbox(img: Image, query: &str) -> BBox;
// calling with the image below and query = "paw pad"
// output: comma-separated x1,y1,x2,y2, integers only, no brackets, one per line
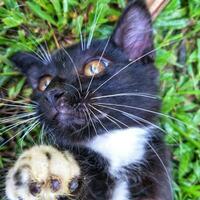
50,177,61,192
69,177,81,193
29,182,42,196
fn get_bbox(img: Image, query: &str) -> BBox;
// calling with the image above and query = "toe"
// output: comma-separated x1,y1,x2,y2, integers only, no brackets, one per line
50,177,61,192
29,182,42,196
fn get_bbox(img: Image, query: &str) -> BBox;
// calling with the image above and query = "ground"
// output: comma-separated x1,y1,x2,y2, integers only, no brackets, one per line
0,0,200,199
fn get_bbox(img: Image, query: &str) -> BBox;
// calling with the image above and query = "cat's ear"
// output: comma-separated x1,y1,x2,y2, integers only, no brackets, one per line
11,52,45,89
111,1,153,60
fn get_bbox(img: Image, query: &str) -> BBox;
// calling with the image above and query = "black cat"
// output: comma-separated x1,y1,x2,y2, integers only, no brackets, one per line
8,1,172,199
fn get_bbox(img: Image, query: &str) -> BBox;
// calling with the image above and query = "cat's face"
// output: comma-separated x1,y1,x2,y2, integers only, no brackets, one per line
11,2,160,144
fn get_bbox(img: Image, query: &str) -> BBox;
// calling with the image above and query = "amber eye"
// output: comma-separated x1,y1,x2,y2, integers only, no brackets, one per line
84,59,109,77
38,75,53,91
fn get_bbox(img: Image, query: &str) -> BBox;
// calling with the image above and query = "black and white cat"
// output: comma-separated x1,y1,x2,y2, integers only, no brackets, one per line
6,1,172,200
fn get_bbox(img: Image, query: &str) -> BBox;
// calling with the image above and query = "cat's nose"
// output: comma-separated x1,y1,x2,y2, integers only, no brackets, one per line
44,89,74,114
44,89,65,105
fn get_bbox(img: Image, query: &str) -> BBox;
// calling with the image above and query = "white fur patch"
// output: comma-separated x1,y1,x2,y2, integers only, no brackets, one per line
86,127,150,176
111,181,130,200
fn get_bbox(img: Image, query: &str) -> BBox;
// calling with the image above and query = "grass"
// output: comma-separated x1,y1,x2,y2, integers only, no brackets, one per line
0,0,200,199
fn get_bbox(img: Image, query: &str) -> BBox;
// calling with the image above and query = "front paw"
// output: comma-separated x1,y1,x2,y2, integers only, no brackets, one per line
6,145,82,200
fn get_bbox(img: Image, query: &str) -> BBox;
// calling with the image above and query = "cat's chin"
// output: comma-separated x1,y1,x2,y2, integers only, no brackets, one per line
55,113,86,127
52,113,86,129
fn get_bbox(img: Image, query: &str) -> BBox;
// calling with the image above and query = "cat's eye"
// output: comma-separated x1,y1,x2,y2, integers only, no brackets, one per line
83,59,109,77
38,75,53,92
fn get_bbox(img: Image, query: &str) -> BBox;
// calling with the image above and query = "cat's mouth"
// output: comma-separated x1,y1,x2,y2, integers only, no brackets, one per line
54,109,86,126
39,102,87,128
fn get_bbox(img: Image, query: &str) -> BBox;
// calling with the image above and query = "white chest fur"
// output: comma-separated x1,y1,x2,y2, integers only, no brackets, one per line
112,181,130,200
86,127,150,176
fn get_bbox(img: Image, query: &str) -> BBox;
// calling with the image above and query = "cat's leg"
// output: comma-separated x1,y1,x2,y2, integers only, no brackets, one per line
6,145,114,200
6,145,82,200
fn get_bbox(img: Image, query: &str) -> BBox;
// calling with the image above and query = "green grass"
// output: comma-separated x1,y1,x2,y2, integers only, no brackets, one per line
0,0,200,199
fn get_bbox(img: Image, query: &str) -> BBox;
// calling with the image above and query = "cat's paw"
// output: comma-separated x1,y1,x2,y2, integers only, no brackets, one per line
6,145,82,200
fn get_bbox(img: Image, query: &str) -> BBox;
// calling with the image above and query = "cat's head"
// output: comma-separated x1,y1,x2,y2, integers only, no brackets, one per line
11,1,160,144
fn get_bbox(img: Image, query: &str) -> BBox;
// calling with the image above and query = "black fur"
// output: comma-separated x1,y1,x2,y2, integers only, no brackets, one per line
11,1,172,199
64,146,115,200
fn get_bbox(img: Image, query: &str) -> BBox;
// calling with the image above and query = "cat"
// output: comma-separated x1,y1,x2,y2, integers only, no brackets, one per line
6,1,172,200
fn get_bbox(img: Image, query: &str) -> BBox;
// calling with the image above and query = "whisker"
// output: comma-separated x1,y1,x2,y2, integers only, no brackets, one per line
94,103,166,134
0,87,38,105
37,41,51,63
71,6,85,51
65,83,81,99
91,92,160,100
88,104,126,129
83,104,98,137
0,117,40,147
1,130,22,147
83,109,92,140
37,46,49,63
16,41,46,63
0,112,36,124
0,97,37,107
0,103,35,109
71,122,90,136
77,16,84,51
40,123,46,144
70,111,90,136
92,103,177,188
85,37,111,99
19,120,40,144
83,27,87,52
39,44,51,63
61,47,83,92
5,31,46,63
94,102,198,132
20,25,51,63
0,116,39,135
45,126,57,145
92,39,182,94
146,142,173,198
6,25,53,64
44,40,52,62
0,120,27,133
93,103,144,127
88,107,109,133
86,2,103,49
